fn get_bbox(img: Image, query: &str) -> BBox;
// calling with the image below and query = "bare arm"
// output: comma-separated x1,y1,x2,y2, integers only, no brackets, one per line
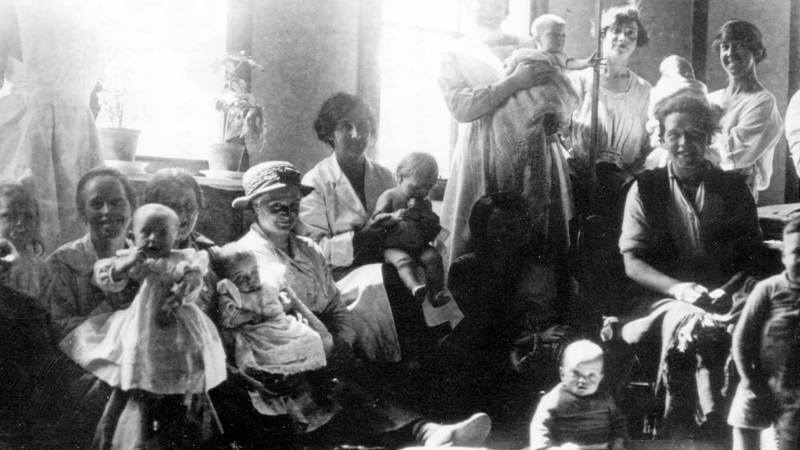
731,280,771,391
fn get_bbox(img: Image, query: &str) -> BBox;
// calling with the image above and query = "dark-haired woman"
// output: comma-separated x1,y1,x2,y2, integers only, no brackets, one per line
569,5,652,218
708,19,782,201
29,167,139,447
443,192,572,416
300,92,403,363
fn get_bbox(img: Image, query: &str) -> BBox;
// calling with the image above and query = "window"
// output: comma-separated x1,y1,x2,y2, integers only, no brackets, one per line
378,0,530,177
94,0,227,159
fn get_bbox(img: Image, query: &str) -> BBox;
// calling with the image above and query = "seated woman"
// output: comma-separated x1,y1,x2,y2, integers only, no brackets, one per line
299,92,407,362
143,168,218,310
617,96,773,437
32,167,139,447
218,160,491,448
443,192,574,417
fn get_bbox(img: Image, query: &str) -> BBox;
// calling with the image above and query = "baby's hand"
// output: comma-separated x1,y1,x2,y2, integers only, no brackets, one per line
114,245,146,278
174,271,203,298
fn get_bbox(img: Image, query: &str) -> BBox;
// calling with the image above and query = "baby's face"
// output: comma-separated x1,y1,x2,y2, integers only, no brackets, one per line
537,22,566,54
133,213,177,258
661,57,694,79
783,232,800,283
229,256,261,293
400,174,436,200
560,358,603,397
0,196,36,251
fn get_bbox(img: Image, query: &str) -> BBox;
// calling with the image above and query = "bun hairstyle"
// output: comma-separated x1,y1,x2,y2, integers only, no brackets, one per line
712,19,766,64
313,92,376,149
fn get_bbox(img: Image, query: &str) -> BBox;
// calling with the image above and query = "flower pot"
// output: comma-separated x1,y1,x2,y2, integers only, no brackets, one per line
208,142,247,172
98,128,140,161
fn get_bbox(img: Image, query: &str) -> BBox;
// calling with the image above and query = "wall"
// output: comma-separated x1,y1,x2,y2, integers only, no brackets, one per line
548,0,791,205
247,0,381,174
705,0,792,205
549,0,694,86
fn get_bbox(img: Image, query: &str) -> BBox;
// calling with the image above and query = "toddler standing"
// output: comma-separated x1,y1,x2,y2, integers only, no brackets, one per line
530,340,628,450
0,183,46,299
728,216,800,450
374,152,448,307
60,203,226,447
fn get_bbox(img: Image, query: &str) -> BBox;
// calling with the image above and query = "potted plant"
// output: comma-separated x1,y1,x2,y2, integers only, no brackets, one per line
210,51,266,173
96,86,141,162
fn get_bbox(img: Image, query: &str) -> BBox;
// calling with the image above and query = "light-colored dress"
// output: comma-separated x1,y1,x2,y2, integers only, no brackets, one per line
45,233,133,339
0,0,103,252
60,249,226,394
569,68,652,171
300,154,401,362
216,278,326,375
708,88,783,197
439,37,577,267
785,90,800,176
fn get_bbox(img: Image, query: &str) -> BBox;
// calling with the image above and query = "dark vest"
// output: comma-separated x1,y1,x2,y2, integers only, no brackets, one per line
634,166,762,284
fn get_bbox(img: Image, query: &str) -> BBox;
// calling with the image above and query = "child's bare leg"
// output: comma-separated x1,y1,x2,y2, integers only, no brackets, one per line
384,248,426,301
419,246,447,305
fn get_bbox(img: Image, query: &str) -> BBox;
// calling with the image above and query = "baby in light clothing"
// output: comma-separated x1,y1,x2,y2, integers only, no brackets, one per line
506,14,595,75
645,55,710,169
214,244,330,378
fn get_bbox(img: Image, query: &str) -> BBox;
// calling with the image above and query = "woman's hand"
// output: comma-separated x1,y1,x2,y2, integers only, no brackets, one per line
504,61,558,92
353,214,396,257
668,282,709,304
539,324,568,343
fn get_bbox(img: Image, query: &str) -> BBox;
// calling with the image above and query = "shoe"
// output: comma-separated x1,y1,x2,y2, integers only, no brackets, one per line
420,413,492,447
412,284,428,303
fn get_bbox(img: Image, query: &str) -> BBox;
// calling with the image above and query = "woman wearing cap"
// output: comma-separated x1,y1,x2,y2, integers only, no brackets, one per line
708,19,782,201
225,160,491,448
299,92,405,363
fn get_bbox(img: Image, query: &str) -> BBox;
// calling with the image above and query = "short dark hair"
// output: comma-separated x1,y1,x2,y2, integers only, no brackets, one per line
785,216,800,236
652,96,720,143
75,167,138,220
468,191,530,251
211,242,256,278
313,92,376,148
712,20,766,64
144,168,206,209
0,183,44,255
396,152,438,182
595,5,649,48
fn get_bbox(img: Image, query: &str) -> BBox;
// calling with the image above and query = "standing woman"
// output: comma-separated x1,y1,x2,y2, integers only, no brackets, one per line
438,0,559,268
0,0,104,251
708,20,782,201
569,5,652,219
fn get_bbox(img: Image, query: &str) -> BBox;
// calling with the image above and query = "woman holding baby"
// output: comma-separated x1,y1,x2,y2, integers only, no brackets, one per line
216,160,491,448
708,20,782,202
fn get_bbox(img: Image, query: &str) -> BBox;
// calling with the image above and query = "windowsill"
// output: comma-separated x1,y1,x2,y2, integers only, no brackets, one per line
133,155,210,176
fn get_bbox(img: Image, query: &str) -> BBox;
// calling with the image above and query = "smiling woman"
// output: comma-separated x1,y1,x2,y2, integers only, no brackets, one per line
707,19,783,202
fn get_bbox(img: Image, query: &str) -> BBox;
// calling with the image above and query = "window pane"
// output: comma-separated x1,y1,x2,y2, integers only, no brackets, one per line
95,0,226,159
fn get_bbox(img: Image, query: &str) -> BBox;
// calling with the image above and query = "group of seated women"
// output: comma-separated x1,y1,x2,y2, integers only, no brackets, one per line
0,2,797,449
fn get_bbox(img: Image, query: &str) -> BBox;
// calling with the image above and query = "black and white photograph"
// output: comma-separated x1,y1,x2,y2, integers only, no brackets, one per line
1,0,799,448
